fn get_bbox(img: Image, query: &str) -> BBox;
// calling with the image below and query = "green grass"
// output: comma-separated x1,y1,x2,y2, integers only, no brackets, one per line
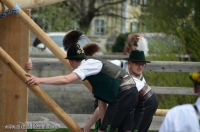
27,129,158,132
27,129,98,132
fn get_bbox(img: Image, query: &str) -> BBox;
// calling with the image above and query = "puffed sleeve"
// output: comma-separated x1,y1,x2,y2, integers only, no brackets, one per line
73,59,103,80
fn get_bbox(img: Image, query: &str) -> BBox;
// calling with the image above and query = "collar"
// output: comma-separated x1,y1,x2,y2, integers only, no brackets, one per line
132,74,143,80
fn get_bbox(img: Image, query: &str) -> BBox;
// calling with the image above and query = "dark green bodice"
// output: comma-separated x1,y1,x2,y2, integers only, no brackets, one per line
85,72,120,103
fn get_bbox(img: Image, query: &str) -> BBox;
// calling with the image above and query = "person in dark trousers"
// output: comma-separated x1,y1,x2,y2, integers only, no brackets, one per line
83,49,159,132
25,30,139,132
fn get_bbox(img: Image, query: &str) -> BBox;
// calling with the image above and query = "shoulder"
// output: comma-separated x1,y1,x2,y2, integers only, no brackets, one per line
82,58,102,64
76,59,103,70
109,60,121,66
167,104,194,115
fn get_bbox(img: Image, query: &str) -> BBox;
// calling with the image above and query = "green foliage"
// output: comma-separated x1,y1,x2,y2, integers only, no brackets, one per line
143,0,200,61
112,33,129,52
31,2,77,32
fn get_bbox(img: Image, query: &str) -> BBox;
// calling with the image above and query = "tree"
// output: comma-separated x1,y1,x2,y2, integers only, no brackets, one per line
142,0,200,61
31,2,75,32
32,0,128,33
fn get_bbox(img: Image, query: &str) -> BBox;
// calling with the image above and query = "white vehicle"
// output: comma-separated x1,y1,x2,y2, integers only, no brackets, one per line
30,32,103,55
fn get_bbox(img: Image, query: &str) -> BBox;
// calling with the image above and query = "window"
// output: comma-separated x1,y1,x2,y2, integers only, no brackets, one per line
131,21,139,32
131,0,139,7
93,19,106,35
142,0,148,6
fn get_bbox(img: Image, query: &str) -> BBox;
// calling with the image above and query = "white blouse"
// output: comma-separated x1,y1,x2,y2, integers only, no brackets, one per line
159,97,200,132
73,59,103,80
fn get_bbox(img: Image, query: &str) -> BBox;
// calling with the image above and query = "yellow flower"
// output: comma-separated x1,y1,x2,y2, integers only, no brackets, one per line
191,72,200,83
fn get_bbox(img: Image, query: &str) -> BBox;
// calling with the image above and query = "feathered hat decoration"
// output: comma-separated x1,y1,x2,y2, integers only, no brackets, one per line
63,30,86,60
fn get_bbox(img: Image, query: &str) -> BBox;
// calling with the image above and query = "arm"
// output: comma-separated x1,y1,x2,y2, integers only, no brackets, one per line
25,72,80,86
83,107,100,132
159,109,174,132
83,102,109,132
98,100,108,124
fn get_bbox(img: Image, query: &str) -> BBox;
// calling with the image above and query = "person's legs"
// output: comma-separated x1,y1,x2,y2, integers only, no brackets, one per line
132,93,158,132
110,87,138,132
142,118,153,132
118,108,135,132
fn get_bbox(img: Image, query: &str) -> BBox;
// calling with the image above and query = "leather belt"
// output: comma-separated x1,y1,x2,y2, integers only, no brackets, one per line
119,75,136,92
139,84,154,101
120,84,135,92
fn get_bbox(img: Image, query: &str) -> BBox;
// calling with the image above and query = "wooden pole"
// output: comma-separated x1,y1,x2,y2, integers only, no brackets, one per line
0,0,93,92
0,10,30,132
0,0,65,15
154,109,168,116
0,47,82,132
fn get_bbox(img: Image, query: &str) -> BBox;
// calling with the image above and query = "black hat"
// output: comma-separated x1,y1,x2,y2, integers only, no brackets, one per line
63,30,87,60
123,50,151,63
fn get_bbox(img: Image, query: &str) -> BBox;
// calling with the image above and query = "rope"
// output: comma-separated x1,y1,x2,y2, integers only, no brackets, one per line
0,3,20,19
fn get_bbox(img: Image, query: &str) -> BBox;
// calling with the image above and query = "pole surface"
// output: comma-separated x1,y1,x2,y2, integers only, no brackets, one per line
0,10,30,132
0,47,82,132
155,109,168,116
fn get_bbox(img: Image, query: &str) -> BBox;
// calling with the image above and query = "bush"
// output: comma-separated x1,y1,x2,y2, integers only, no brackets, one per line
112,33,129,52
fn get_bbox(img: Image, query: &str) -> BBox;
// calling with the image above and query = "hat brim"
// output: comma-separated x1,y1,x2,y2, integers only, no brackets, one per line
65,54,87,60
123,58,151,63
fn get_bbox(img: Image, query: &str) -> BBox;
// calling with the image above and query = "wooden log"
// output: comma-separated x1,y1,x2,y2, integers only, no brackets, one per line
30,58,200,72
1,0,93,92
154,109,169,116
36,84,195,95
144,61,200,72
0,10,30,132
0,47,82,132
0,0,65,15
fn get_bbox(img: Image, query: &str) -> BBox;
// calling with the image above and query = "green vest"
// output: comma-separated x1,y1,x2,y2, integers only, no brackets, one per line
85,72,120,103
85,57,128,103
